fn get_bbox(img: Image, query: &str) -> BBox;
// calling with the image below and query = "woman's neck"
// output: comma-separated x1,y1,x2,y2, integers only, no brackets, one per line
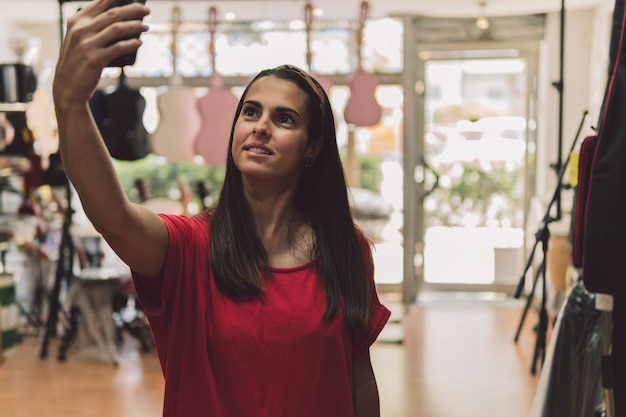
242,177,313,268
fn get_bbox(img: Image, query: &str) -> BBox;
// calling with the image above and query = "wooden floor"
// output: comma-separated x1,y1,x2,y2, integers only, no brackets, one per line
1,292,541,417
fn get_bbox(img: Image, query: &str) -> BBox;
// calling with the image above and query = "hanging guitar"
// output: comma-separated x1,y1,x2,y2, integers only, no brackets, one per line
342,1,381,187
194,6,239,167
304,2,333,94
150,6,201,163
26,86,57,164
343,0,381,128
20,125,45,196
0,112,15,151
89,68,151,161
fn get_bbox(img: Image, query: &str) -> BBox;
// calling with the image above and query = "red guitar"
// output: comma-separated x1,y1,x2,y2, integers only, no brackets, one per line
343,1,381,128
194,7,239,167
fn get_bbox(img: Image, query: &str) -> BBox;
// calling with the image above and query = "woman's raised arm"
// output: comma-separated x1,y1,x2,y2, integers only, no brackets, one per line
53,0,167,278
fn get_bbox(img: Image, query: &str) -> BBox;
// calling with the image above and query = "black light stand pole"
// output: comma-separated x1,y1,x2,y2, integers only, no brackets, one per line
514,0,566,307
531,224,549,374
513,110,588,374
39,186,74,359
512,0,568,375
40,0,75,360
552,0,566,221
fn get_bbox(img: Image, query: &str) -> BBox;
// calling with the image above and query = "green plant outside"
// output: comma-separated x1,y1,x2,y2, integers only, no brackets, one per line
112,154,225,210
425,161,524,228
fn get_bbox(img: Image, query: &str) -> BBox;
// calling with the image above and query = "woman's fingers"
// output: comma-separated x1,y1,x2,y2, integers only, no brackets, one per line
54,0,149,106
89,0,150,38
83,19,149,67
68,1,150,66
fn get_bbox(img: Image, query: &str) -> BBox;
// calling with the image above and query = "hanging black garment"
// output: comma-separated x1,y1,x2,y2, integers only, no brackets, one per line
581,0,626,297
540,283,605,417
572,135,597,269
576,1,626,414
89,71,151,161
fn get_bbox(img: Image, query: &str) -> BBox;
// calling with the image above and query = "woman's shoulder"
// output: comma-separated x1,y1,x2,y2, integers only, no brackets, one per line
158,212,212,238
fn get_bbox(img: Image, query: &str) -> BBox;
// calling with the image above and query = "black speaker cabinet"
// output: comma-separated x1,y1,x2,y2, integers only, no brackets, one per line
0,63,37,103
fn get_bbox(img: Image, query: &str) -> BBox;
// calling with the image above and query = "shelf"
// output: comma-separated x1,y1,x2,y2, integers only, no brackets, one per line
0,103,28,112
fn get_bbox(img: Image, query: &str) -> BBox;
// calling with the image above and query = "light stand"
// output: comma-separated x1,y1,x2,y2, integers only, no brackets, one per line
39,0,77,361
39,183,74,359
513,110,588,374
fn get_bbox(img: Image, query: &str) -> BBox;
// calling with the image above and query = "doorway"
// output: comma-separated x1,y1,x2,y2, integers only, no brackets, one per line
399,14,546,302
419,50,535,292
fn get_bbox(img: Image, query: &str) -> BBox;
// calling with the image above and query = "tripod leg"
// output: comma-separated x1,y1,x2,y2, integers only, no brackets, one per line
40,223,73,359
531,248,549,375
14,298,40,328
29,244,48,328
515,259,545,343
531,304,548,375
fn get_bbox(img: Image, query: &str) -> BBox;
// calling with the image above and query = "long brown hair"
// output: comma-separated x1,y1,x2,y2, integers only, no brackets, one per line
209,64,371,330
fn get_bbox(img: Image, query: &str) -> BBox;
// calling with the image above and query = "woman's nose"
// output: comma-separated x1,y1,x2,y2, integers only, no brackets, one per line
253,118,270,137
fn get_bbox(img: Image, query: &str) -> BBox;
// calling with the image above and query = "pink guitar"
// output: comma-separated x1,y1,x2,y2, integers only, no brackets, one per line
343,1,381,127
150,6,201,163
194,7,239,167
304,2,333,94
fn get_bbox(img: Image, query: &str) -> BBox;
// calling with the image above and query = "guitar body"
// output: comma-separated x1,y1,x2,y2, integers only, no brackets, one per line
311,72,333,95
23,128,44,192
344,68,381,127
3,111,29,155
0,112,14,151
150,84,201,163
25,89,57,161
194,74,238,166
95,86,151,161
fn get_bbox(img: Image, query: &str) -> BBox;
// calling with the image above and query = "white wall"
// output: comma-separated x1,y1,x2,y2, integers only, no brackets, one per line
535,5,612,213
0,19,21,63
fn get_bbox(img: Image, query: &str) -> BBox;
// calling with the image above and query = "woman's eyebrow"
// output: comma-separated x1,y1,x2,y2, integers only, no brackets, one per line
275,106,301,120
244,99,301,120
243,99,261,108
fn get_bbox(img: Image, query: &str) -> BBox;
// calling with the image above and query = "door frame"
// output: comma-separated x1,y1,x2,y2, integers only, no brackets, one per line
401,16,541,302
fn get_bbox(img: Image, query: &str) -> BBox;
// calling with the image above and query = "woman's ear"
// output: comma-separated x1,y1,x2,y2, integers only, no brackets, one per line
307,136,323,161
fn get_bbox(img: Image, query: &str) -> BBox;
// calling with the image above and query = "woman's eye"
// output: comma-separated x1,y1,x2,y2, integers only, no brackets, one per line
278,114,294,124
243,107,258,118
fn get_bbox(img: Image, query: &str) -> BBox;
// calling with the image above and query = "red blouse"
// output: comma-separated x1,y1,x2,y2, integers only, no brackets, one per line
133,213,390,417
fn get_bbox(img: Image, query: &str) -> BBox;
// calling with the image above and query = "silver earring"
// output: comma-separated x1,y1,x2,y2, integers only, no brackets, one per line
304,157,313,168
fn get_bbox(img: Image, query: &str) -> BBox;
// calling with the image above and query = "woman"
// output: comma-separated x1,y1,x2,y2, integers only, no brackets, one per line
53,1,391,416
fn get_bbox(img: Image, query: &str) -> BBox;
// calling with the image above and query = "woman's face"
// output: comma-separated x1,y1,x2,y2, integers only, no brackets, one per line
232,75,320,187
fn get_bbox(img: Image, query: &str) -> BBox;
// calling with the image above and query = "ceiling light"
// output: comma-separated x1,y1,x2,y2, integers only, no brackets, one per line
475,2,489,30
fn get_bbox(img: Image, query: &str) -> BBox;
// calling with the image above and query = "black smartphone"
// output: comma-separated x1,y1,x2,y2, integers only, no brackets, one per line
105,0,147,68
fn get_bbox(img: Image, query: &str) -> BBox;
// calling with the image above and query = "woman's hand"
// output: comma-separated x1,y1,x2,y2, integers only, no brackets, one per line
53,0,149,109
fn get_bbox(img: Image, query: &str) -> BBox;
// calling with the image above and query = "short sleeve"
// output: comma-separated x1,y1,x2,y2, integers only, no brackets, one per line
132,213,210,317
131,213,211,370
352,228,391,356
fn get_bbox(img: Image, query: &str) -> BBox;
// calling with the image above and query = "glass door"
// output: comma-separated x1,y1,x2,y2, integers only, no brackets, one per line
417,48,537,293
